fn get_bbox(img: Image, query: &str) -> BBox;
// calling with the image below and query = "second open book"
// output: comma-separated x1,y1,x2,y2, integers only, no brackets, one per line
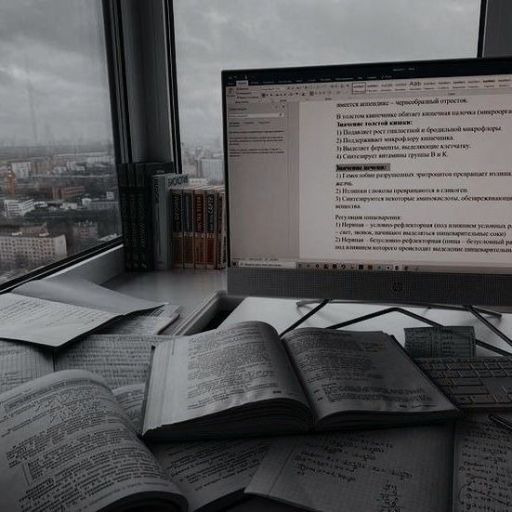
142,321,459,440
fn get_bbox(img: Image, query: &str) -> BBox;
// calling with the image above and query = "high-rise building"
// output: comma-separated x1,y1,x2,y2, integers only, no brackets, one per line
10,161,31,179
0,233,67,268
3,171,17,197
4,199,35,218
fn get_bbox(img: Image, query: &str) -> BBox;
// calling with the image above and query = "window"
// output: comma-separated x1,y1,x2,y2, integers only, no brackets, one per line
0,0,120,286
173,0,481,183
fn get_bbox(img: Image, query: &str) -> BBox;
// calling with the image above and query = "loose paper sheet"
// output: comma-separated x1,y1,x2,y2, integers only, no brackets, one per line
247,424,453,512
0,339,53,393
0,293,116,347
13,275,165,314
55,334,164,388
151,439,270,512
453,412,512,512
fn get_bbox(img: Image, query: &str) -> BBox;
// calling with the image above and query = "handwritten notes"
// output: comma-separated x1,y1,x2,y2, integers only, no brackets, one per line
454,413,512,512
247,425,452,512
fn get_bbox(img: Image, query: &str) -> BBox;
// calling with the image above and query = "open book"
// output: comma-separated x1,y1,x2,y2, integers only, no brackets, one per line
246,412,512,512
0,276,165,348
142,321,459,440
0,370,270,512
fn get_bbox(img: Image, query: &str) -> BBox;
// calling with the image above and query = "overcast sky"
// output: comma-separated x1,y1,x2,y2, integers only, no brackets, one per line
0,0,111,147
0,0,480,149
174,0,480,147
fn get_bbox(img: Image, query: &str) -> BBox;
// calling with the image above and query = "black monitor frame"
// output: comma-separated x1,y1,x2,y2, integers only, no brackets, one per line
223,57,512,307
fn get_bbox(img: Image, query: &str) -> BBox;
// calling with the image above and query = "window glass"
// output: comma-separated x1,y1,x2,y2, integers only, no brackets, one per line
0,0,119,285
174,0,481,183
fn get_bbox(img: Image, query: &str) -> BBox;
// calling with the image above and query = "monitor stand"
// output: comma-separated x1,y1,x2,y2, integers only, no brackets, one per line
292,300,511,356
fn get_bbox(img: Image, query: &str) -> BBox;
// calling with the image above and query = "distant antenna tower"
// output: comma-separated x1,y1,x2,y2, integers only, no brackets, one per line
24,55,39,146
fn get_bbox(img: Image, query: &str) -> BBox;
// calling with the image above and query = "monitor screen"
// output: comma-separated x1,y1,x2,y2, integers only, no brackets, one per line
223,57,512,306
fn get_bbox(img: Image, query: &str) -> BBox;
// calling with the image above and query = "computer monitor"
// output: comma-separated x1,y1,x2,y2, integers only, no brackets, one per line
223,57,512,306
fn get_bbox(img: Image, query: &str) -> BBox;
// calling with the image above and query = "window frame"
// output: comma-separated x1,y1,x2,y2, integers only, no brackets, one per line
2,0,507,291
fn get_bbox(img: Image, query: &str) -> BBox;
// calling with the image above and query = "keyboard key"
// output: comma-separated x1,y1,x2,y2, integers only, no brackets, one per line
485,361,501,369
458,370,477,378
471,395,496,404
471,362,488,369
451,378,482,386
491,369,507,377
499,361,512,369
453,396,473,405
445,370,460,378
476,370,492,378
493,393,511,404
435,378,453,386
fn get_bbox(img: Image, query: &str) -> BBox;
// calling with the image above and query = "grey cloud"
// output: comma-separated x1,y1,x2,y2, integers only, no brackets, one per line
0,0,111,145
174,0,480,145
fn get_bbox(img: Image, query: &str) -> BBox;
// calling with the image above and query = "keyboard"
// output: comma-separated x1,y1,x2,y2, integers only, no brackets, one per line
416,357,512,410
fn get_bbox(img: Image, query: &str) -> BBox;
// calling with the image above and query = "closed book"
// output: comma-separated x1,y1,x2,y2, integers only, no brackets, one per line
170,186,186,269
193,187,207,270
205,188,217,270
153,173,189,270
182,186,195,269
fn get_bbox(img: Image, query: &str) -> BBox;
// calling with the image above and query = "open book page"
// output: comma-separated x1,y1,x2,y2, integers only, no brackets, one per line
113,383,146,433
0,370,186,512
143,321,309,432
100,303,181,335
150,439,270,512
0,339,54,393
0,293,116,347
282,328,457,422
453,412,512,512
55,334,164,388
246,424,453,512
13,275,164,314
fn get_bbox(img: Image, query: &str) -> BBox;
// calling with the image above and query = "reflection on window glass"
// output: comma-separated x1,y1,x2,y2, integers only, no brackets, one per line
0,0,119,285
174,0,480,183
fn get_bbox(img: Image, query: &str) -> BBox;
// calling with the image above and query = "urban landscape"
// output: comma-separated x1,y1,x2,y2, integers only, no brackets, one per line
0,141,224,284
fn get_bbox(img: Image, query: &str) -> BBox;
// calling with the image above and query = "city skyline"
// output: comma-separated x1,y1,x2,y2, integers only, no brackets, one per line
0,1,481,148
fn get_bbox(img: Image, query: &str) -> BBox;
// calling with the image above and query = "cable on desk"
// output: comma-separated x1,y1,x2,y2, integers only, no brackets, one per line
325,306,512,357
279,299,330,337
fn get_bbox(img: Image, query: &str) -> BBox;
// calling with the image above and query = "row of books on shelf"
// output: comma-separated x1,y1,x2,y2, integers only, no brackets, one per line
117,161,226,272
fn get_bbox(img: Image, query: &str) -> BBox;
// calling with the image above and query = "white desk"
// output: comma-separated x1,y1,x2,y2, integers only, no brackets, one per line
221,297,512,355
105,269,512,353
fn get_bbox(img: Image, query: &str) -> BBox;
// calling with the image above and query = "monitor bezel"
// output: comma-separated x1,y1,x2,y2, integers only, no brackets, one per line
222,56,512,306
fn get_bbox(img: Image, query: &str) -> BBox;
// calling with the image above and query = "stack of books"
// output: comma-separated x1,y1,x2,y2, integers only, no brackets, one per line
117,162,226,271
169,183,226,270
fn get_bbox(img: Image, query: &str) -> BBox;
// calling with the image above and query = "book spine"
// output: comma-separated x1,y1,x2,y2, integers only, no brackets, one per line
144,162,174,271
132,162,173,272
170,187,184,269
182,187,195,269
205,188,217,270
216,188,226,269
153,175,166,271
193,188,206,269
127,163,140,271
153,174,189,270
116,163,132,271
135,163,148,271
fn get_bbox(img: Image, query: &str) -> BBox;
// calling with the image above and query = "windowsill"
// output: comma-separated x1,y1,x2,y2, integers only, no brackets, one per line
50,244,125,284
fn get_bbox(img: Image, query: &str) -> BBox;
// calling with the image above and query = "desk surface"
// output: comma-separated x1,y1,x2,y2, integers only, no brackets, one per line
105,270,227,333
222,297,512,355
105,269,512,355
